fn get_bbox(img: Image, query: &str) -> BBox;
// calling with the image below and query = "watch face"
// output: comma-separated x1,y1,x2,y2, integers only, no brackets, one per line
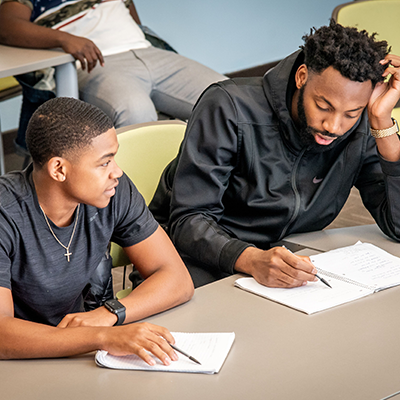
105,299,126,325
105,299,125,312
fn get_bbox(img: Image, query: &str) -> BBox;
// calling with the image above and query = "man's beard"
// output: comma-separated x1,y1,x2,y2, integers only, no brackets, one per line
296,86,340,152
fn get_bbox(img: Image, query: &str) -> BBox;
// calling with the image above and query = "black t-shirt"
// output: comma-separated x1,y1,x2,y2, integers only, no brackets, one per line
0,165,158,326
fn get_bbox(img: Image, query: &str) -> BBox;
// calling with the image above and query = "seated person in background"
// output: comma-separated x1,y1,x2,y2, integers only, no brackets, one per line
0,97,194,363
150,21,400,288
0,0,226,150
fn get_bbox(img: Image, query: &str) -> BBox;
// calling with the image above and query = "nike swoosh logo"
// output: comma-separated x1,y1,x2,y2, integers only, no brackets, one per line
313,177,323,184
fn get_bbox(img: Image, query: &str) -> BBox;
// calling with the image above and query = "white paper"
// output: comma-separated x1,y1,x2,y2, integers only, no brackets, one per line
235,276,372,314
235,243,400,314
310,242,400,291
95,332,235,374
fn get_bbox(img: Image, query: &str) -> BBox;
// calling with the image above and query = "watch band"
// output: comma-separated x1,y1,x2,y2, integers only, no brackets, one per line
104,299,126,326
370,118,399,138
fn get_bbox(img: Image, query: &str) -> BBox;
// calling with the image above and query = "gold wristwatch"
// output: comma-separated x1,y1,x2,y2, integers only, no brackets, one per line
370,118,399,138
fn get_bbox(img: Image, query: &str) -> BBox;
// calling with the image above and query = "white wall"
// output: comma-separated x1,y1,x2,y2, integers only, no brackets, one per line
134,0,344,73
1,0,344,131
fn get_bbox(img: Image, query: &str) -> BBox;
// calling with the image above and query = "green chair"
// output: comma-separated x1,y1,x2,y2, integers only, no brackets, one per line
111,120,187,298
332,0,400,120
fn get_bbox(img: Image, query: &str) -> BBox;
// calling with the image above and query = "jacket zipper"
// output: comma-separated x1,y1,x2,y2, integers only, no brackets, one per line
277,148,306,241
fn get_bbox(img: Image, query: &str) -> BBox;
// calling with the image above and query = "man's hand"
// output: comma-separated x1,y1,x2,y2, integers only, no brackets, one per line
368,54,400,127
368,54,400,162
102,322,179,366
235,246,318,288
58,310,179,366
0,1,103,73
59,34,104,73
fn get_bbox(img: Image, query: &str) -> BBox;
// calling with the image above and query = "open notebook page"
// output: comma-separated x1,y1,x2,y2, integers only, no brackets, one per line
95,332,235,374
310,242,400,291
235,276,372,314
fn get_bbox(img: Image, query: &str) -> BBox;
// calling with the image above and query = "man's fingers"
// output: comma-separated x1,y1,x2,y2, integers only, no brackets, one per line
119,323,178,365
96,48,105,66
75,54,87,71
136,347,157,366
146,325,178,362
278,251,317,280
148,324,175,344
382,54,400,67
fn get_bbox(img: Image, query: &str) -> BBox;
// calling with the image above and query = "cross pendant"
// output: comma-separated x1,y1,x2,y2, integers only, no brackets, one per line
64,249,72,262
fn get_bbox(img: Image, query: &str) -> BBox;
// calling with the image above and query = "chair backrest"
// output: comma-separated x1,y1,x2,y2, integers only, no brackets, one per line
332,0,400,121
333,0,400,53
110,120,187,267
0,76,19,92
115,120,186,204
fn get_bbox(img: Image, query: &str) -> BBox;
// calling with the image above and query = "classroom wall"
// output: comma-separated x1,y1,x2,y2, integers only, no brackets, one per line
0,0,344,131
134,0,344,74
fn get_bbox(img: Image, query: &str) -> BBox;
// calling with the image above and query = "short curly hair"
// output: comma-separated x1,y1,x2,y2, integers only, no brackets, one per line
26,97,113,167
301,20,390,87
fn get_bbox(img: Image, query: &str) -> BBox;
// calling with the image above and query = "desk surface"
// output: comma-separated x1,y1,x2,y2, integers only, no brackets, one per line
2,266,400,400
0,44,74,79
281,224,400,256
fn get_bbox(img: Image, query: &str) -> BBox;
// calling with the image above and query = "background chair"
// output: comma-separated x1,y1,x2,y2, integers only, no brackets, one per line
111,119,187,298
332,0,400,121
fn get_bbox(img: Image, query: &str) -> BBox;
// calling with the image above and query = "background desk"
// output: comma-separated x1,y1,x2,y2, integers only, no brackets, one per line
281,224,400,256
2,262,400,399
0,44,78,97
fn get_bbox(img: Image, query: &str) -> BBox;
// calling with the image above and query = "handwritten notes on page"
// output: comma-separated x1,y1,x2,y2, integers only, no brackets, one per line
310,242,400,291
235,243,400,314
95,332,235,374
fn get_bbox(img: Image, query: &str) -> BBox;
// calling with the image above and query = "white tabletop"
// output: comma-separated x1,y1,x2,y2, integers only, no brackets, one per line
0,44,74,78
2,267,400,400
0,44,78,97
280,224,400,255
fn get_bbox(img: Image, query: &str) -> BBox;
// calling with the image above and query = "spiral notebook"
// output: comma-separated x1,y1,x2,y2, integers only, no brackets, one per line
235,242,400,314
95,332,235,374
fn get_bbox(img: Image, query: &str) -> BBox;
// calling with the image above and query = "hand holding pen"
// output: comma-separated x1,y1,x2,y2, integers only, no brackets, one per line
282,246,332,288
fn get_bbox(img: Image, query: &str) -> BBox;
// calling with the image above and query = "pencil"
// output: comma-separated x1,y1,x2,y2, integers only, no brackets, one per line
169,343,202,365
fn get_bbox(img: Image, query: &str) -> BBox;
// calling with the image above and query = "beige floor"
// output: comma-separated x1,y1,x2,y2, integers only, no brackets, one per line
3,146,375,294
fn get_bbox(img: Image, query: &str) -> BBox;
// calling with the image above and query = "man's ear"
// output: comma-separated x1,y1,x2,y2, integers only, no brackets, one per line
295,64,308,90
46,157,67,182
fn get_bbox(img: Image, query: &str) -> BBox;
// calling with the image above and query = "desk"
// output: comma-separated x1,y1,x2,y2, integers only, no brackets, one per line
0,44,78,97
281,224,400,255
2,263,400,399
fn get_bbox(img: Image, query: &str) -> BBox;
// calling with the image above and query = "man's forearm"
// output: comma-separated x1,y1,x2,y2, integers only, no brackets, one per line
0,2,70,49
0,16,70,49
121,267,193,323
0,2,104,72
0,315,105,359
170,213,248,275
0,314,177,366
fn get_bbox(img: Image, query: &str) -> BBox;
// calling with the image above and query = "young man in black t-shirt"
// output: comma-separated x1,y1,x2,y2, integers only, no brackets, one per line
0,97,194,365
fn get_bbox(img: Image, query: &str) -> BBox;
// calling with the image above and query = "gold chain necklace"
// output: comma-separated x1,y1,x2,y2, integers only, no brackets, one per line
40,204,80,262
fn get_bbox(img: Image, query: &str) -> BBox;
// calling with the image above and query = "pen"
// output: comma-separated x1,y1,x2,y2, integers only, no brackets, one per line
169,343,202,365
282,245,332,289
314,273,332,289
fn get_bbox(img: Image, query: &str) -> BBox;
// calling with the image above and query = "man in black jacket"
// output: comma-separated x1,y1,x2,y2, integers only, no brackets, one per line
150,21,400,288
